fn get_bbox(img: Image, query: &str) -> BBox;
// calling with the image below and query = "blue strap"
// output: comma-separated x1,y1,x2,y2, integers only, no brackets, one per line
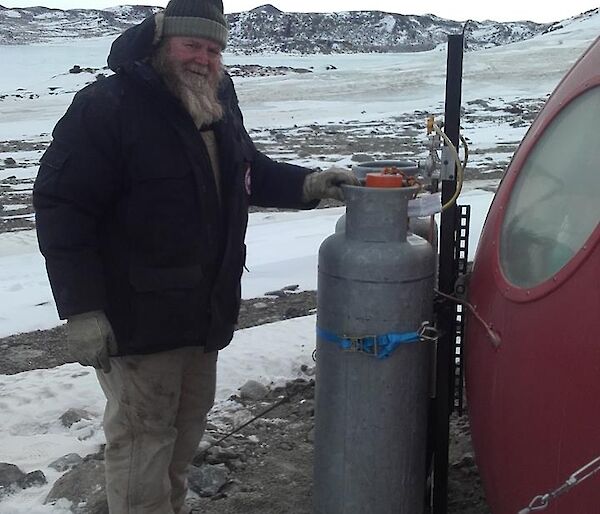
317,326,420,360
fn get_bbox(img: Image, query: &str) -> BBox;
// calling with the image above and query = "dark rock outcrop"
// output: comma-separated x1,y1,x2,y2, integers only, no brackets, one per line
45,455,107,514
0,3,549,52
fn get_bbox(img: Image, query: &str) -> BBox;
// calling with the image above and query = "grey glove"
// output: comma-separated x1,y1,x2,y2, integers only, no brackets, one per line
66,310,117,373
302,167,360,202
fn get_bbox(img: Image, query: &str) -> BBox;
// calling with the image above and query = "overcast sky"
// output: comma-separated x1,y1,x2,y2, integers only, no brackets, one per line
1,0,599,22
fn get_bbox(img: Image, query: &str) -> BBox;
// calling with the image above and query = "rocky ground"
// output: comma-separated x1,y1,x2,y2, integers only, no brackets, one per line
0,94,543,234
0,288,489,513
0,289,318,376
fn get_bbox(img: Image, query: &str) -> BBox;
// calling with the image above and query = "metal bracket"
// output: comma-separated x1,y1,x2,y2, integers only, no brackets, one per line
453,204,471,415
454,272,471,300
440,146,455,180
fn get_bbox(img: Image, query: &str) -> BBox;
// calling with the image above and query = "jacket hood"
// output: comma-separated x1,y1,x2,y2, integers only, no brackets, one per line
108,14,159,72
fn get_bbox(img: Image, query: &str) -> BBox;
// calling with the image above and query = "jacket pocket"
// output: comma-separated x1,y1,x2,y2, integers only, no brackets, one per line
127,264,210,352
129,264,203,292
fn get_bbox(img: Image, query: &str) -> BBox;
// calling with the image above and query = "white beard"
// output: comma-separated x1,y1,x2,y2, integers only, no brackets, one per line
152,44,224,128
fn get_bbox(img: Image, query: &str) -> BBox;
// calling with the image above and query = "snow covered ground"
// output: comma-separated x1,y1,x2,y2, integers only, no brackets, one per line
0,10,598,512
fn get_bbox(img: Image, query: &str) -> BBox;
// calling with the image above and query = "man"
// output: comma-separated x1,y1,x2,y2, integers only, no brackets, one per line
33,1,357,512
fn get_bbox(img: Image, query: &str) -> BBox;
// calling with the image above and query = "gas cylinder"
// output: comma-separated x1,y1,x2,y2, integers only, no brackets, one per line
314,183,436,514
336,214,438,254
336,160,439,252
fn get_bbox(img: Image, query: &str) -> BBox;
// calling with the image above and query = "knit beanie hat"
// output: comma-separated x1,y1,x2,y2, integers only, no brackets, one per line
162,0,228,48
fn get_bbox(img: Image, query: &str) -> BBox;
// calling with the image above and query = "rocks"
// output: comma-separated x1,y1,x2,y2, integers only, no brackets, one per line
264,289,286,298
236,292,317,331
0,4,546,51
226,64,312,78
0,463,25,494
185,377,317,512
264,284,300,297
284,306,304,318
205,446,242,465
17,470,47,489
452,453,476,469
297,148,312,158
0,99,520,247
239,380,269,401
506,105,524,114
60,407,93,428
49,453,84,472
265,284,300,297
45,457,107,514
197,433,218,451
298,399,315,417
0,370,488,513
300,364,315,376
188,463,230,497
3,157,16,166
351,153,374,162
276,378,314,399
69,64,104,75
0,463,46,498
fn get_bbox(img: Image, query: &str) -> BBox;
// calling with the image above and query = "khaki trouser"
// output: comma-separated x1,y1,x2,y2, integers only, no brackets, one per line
96,347,218,514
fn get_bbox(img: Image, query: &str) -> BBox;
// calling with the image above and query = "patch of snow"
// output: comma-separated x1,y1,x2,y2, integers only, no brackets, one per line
378,14,397,32
2,10,21,18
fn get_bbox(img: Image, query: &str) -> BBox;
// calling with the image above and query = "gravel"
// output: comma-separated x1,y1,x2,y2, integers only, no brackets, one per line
0,289,489,513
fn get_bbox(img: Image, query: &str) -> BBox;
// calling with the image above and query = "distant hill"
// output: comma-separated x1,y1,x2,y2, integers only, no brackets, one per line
0,4,161,43
0,3,555,52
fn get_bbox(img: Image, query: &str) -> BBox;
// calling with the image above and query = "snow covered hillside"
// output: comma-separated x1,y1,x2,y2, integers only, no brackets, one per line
0,2,552,51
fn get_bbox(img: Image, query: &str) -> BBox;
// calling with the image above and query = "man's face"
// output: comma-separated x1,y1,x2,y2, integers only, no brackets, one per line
152,35,225,127
166,36,223,81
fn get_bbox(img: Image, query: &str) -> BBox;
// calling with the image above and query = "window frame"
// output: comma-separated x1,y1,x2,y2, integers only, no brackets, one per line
493,83,600,303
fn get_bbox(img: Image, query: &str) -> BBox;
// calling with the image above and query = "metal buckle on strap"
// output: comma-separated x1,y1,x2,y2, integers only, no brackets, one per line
343,335,378,356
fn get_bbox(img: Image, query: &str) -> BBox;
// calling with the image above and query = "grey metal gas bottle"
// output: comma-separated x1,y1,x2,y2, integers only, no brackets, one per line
314,184,435,514
336,212,439,256
336,160,439,253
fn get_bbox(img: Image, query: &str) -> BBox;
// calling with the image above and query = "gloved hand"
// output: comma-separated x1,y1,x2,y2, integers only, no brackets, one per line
302,167,360,202
66,310,117,373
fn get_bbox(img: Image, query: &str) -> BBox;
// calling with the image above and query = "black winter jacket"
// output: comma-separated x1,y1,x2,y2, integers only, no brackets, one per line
33,16,316,355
